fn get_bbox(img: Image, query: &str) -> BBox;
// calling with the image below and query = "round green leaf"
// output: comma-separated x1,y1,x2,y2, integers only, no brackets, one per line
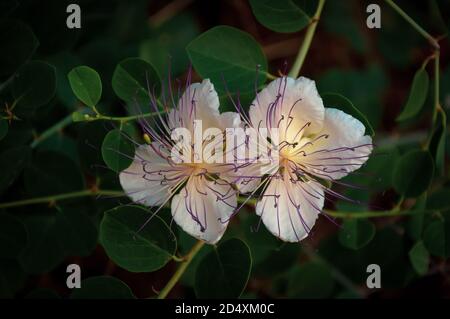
242,214,279,265
18,207,98,274
396,68,429,122
423,220,450,258
194,238,251,298
429,111,446,176
287,261,335,298
12,61,56,110
0,19,38,76
100,205,177,272
101,129,135,173
322,92,375,136
77,122,108,176
408,240,429,275
0,146,31,194
393,150,434,197
338,219,376,250
112,57,161,105
187,26,267,93
0,213,27,258
70,276,135,299
24,151,84,197
0,119,8,140
68,66,102,107
249,0,310,33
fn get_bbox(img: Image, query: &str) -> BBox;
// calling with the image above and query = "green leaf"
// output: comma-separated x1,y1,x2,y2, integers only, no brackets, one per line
112,57,161,105
68,66,102,108
396,68,429,122
24,151,84,197
77,122,108,176
423,220,450,258
322,92,375,136
100,205,177,272
287,261,335,298
406,193,427,241
0,146,31,194
0,19,38,76
70,276,135,299
408,240,429,275
0,213,27,259
318,65,387,129
139,13,199,77
0,119,8,140
194,238,251,298
253,243,300,277
429,110,446,176
38,134,79,163
338,219,376,250
249,0,310,33
242,214,280,265
393,150,434,197
19,207,98,274
322,0,367,54
187,26,267,94
101,129,135,173
428,189,450,211
12,61,56,111
48,52,83,110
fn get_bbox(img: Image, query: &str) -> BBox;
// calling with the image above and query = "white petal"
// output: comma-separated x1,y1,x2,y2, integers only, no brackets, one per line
256,176,324,242
169,79,221,132
301,108,373,180
119,143,185,206
171,177,236,244
218,111,241,130
249,77,325,142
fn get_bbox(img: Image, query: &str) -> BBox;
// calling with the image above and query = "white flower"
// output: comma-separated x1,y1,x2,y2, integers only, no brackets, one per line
119,79,240,244
237,77,373,242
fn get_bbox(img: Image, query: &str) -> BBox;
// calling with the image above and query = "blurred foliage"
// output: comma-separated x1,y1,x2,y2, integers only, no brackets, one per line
0,0,450,299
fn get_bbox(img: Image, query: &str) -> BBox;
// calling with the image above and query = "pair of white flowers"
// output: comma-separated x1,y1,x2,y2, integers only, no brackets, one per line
119,76,373,244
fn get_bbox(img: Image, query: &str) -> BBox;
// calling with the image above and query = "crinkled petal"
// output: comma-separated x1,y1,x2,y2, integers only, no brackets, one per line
300,108,373,180
119,143,186,206
171,177,237,244
256,176,324,242
249,77,325,142
168,79,221,132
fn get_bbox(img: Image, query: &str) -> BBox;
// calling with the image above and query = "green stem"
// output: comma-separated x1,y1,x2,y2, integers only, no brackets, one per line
237,196,436,219
265,72,277,80
0,189,124,209
288,0,325,78
87,111,162,123
31,113,73,148
384,0,440,49
157,240,205,299
432,52,441,126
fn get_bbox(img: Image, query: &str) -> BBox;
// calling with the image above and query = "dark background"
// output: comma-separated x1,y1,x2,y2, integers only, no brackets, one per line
1,0,450,299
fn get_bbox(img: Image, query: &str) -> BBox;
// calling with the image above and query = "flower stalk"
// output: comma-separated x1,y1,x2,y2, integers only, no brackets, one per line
157,240,205,299
288,0,325,78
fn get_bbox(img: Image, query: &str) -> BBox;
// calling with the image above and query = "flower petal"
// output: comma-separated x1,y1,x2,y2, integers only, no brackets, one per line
169,79,221,132
256,176,324,242
300,108,373,180
249,77,325,142
171,177,236,244
119,143,186,206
